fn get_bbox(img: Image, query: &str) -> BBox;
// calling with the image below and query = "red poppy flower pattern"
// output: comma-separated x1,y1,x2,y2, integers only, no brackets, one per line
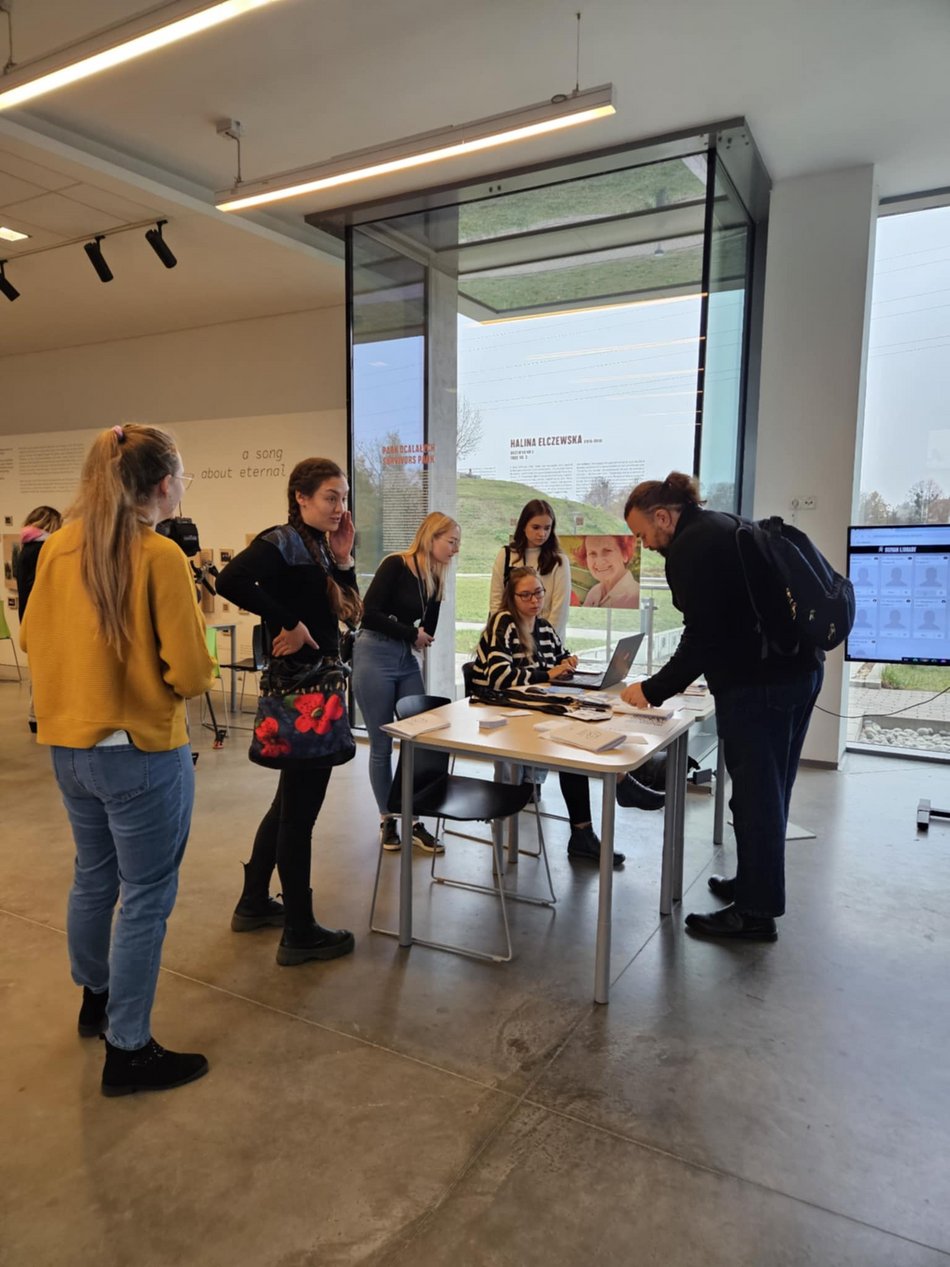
292,691,345,735
254,714,292,758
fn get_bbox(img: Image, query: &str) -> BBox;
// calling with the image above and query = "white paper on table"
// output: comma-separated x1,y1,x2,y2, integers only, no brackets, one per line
611,711,684,741
611,701,677,719
387,714,451,738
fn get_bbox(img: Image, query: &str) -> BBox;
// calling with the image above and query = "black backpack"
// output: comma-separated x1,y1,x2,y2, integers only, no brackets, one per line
729,514,855,658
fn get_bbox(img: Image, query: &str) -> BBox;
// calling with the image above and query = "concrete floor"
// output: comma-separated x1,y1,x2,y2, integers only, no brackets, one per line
2,677,949,1266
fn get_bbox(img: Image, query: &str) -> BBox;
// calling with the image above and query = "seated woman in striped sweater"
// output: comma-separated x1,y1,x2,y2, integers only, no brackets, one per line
471,567,663,869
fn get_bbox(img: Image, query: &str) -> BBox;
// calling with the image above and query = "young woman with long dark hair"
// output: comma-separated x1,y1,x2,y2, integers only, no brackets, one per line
489,499,571,637
470,566,665,868
216,458,362,966
21,424,216,1096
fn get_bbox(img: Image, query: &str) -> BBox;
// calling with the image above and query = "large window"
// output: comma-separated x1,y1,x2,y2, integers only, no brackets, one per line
337,128,765,698
850,203,950,756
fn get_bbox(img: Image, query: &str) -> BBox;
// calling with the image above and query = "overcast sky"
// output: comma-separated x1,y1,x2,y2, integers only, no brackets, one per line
861,205,950,508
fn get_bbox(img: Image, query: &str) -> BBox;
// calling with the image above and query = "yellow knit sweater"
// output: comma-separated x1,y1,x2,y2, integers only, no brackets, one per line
20,520,216,751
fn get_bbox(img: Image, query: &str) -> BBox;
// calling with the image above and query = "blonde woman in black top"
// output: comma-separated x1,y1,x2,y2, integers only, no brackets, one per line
352,512,461,852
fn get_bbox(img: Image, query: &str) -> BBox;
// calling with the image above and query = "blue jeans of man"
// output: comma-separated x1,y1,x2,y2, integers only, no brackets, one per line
713,665,823,919
52,742,195,1050
352,629,424,813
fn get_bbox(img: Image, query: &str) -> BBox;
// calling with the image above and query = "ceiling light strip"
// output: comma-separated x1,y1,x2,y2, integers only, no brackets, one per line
0,0,283,111
216,85,615,212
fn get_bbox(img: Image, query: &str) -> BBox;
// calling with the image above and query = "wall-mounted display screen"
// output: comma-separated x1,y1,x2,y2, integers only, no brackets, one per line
847,524,950,664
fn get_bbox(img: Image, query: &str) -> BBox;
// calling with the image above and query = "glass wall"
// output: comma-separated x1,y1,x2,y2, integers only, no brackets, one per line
340,128,764,698
848,203,950,756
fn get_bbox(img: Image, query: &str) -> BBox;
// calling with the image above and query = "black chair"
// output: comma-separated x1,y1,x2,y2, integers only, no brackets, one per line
369,693,554,962
218,624,266,715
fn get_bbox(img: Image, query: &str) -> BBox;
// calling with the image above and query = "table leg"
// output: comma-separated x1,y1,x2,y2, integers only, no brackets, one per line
672,732,689,902
506,762,520,865
594,773,616,1005
399,740,415,948
713,741,726,846
660,732,688,916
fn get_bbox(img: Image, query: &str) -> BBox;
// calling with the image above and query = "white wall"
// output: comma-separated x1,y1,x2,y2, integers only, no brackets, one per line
0,307,346,434
755,166,878,766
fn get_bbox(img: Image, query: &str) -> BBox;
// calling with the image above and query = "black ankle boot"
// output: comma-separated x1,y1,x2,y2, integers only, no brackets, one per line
277,889,354,965
231,862,285,932
616,773,666,811
101,1037,209,1097
78,986,109,1038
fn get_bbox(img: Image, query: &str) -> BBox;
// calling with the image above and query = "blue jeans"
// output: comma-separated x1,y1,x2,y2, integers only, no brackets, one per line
52,742,195,1050
713,666,823,919
352,629,424,813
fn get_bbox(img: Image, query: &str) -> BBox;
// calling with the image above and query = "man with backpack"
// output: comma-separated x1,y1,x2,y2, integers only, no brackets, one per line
620,472,828,943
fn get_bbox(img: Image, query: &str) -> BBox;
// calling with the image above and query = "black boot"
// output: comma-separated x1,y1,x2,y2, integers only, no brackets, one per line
616,773,665,811
78,986,109,1038
101,1037,209,1097
231,862,285,932
277,889,355,967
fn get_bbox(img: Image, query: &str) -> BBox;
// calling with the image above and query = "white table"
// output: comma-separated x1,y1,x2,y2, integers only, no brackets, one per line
385,693,712,1004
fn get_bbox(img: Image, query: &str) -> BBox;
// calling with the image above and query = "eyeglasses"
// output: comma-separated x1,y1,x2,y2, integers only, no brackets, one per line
515,589,545,600
178,472,194,490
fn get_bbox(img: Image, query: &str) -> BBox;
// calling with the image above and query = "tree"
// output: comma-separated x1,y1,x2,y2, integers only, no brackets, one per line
456,396,484,463
858,490,893,524
584,476,613,510
907,479,943,523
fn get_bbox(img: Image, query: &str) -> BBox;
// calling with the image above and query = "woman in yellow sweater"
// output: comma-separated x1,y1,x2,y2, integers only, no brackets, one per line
21,424,215,1097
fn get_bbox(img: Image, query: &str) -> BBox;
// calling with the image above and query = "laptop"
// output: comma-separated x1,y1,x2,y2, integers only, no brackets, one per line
555,633,645,691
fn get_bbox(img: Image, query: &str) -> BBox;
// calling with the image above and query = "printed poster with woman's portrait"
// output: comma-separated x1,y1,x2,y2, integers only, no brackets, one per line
561,534,640,609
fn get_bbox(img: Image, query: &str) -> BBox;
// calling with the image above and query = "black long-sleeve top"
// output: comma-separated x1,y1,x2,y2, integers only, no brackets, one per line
642,503,822,704
360,554,441,643
16,538,44,615
216,522,357,661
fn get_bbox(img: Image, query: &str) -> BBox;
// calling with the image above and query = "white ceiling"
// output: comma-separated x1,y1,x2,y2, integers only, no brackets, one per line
1,0,948,357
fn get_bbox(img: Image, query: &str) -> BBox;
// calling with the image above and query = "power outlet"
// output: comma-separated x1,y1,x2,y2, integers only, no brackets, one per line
800,495,817,511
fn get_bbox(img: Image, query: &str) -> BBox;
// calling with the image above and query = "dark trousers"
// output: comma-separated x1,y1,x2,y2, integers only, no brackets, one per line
245,767,333,923
559,772,592,825
713,666,823,918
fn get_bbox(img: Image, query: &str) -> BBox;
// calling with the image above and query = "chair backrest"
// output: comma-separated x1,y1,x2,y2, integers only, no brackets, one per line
387,694,452,814
205,627,221,678
461,661,475,698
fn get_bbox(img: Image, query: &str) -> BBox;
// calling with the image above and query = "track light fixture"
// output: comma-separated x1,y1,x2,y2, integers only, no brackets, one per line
216,84,616,212
0,260,20,302
83,236,114,284
0,0,285,111
144,220,178,268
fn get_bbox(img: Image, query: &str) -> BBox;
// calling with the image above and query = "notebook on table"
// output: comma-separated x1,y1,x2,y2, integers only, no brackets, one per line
556,633,645,691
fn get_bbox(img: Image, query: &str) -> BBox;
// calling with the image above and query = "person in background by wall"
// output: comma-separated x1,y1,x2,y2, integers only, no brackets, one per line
352,512,461,854
216,458,361,967
490,499,571,638
16,505,62,616
16,505,63,734
576,534,640,609
622,472,823,943
20,424,216,1096
472,566,663,869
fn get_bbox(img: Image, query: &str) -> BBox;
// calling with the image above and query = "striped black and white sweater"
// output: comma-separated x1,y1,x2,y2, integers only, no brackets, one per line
471,611,572,693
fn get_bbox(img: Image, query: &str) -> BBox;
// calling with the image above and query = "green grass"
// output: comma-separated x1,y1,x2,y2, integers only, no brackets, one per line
880,664,950,691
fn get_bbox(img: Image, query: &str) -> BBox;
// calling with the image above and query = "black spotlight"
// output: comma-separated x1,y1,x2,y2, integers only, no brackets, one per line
145,220,177,269
0,260,19,302
84,235,114,283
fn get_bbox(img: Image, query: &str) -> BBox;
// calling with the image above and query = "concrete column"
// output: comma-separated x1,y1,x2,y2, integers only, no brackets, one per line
426,262,460,700
754,165,878,766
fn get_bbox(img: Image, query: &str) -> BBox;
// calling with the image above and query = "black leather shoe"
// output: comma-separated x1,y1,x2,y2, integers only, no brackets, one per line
78,986,108,1038
707,874,736,902
101,1037,208,1097
567,825,625,869
616,773,665,811
231,894,285,932
685,904,777,942
277,922,355,966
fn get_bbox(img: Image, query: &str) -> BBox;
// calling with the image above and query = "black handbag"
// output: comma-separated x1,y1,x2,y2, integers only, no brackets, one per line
249,655,356,770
